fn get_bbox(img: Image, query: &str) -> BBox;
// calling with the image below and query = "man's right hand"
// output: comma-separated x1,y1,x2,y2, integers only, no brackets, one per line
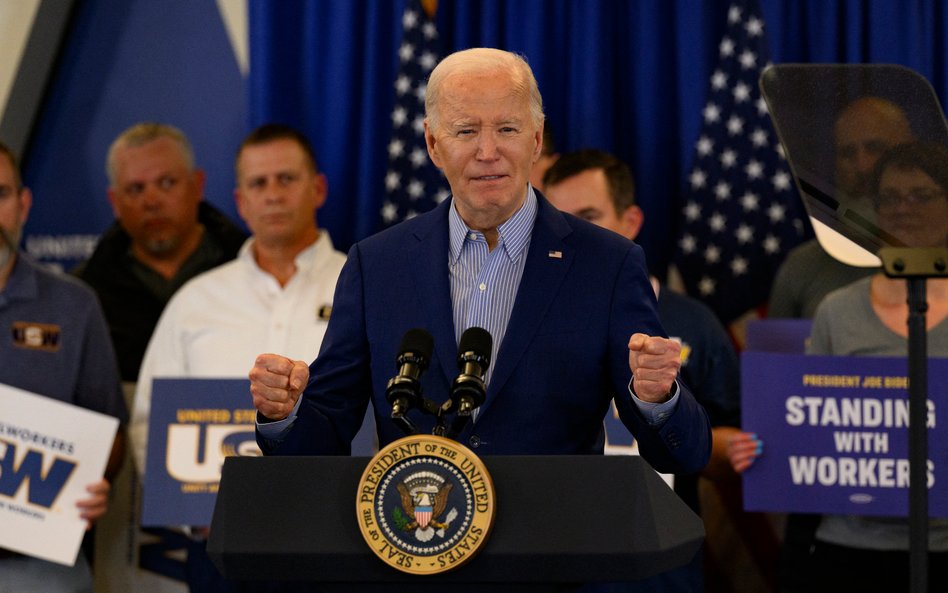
249,354,309,421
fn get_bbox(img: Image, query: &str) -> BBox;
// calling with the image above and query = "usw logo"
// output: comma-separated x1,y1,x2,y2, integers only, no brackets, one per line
0,439,76,508
165,424,260,483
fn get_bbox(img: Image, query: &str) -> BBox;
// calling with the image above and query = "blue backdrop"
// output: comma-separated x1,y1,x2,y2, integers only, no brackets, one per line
21,0,948,282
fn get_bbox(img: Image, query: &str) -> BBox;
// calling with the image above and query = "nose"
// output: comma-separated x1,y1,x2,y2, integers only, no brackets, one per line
476,134,499,161
854,148,877,177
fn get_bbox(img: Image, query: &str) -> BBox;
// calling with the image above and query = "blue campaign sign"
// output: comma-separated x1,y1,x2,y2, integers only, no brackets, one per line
142,378,378,527
741,352,947,517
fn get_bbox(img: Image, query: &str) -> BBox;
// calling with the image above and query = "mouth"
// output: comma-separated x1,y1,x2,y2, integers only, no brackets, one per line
471,174,507,182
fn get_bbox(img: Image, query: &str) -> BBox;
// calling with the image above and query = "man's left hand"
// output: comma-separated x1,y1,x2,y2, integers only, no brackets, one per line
628,333,681,403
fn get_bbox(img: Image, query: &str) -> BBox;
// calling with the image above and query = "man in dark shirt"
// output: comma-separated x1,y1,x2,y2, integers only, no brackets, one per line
75,123,246,382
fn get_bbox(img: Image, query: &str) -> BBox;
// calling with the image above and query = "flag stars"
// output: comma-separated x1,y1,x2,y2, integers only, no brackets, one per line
435,188,450,203
720,37,735,57
413,115,425,135
750,128,768,147
704,245,722,263
731,257,749,275
388,139,405,158
402,10,418,29
720,149,737,169
381,201,398,223
422,22,437,39
684,201,702,220
399,42,415,63
711,70,728,90
709,212,727,231
392,106,408,127
756,97,769,116
698,276,716,296
745,17,764,37
772,171,792,191
763,235,780,254
395,75,411,95
745,159,764,179
739,50,757,70
733,82,751,103
688,170,707,190
385,170,401,191
714,182,732,201
728,6,742,24
419,51,437,71
415,83,427,102
726,115,744,135
736,224,754,244
407,180,424,199
767,203,786,223
409,147,427,168
703,102,721,124
696,136,714,156
680,234,697,254
740,191,760,211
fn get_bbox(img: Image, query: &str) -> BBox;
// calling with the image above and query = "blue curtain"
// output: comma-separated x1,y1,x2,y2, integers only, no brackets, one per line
247,0,948,277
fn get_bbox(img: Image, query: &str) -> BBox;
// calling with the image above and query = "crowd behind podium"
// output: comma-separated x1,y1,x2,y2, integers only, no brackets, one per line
1,48,945,593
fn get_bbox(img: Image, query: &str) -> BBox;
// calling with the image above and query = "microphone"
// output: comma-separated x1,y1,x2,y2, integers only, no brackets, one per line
450,327,492,418
386,328,434,434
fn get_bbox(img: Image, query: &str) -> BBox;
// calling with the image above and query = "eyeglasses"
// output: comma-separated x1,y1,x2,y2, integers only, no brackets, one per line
875,188,946,208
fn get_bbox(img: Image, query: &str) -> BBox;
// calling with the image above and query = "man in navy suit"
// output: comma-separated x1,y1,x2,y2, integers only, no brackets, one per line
249,48,710,476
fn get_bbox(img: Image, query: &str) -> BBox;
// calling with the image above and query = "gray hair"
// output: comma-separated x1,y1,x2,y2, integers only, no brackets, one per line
425,48,544,132
106,122,195,186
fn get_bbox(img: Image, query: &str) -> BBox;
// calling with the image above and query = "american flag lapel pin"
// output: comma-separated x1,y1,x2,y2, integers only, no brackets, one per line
548,250,563,259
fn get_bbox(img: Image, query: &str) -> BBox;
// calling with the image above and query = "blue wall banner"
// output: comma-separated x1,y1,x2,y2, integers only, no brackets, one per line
741,352,947,517
142,378,377,527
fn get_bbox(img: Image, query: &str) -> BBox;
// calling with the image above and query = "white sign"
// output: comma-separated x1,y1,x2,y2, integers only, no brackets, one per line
0,382,119,566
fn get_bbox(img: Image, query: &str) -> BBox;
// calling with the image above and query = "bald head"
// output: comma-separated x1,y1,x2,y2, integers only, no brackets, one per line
834,96,913,197
425,48,544,133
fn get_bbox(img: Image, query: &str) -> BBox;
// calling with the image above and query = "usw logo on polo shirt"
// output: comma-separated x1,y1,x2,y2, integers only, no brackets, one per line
11,321,61,352
0,439,77,509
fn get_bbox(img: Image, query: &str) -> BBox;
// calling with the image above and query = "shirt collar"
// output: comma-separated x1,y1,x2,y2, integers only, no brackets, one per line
448,185,538,264
239,231,333,273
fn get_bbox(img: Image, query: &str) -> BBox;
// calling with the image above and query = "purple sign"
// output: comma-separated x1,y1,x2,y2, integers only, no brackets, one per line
741,352,947,517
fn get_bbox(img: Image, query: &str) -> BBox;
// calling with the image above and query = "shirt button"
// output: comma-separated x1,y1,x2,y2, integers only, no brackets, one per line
478,283,486,291
468,232,477,240
469,435,481,448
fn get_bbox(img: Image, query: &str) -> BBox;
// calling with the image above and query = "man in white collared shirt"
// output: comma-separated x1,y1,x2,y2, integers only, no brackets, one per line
131,124,347,593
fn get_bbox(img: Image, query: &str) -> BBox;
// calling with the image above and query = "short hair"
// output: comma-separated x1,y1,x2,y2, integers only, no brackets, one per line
0,141,22,189
106,123,195,187
425,48,544,132
542,149,636,214
236,123,319,177
870,142,948,201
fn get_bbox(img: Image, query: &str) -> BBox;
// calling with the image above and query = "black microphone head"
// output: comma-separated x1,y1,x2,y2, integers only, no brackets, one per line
397,328,434,369
458,326,492,368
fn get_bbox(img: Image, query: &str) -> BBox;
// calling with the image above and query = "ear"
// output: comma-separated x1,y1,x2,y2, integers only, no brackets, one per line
621,205,645,241
424,120,443,169
106,188,121,218
17,187,32,226
531,121,544,164
192,169,207,201
311,172,328,209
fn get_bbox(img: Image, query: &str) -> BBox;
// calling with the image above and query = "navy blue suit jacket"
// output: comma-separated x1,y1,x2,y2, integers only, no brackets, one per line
260,193,710,474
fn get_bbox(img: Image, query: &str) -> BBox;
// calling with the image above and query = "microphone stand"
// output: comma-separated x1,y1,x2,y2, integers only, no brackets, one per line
879,246,948,593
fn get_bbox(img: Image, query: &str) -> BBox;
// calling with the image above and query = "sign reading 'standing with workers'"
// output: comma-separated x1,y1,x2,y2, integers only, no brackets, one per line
741,353,947,517
0,383,119,565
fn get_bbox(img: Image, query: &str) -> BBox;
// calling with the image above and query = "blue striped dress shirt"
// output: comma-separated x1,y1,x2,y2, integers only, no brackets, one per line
448,186,537,387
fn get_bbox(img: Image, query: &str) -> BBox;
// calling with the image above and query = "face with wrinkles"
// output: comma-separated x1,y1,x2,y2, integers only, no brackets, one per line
108,136,205,257
425,68,543,235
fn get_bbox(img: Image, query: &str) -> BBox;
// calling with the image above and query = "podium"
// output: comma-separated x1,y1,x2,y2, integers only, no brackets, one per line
208,455,703,590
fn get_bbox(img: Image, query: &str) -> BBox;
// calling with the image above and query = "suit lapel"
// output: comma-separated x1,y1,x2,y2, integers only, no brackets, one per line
478,196,574,420
407,201,459,387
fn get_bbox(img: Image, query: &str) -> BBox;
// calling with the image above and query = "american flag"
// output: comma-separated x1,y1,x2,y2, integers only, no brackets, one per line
675,0,807,323
379,0,450,228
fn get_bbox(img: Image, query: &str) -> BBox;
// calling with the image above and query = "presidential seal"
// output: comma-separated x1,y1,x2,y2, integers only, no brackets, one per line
356,434,495,575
